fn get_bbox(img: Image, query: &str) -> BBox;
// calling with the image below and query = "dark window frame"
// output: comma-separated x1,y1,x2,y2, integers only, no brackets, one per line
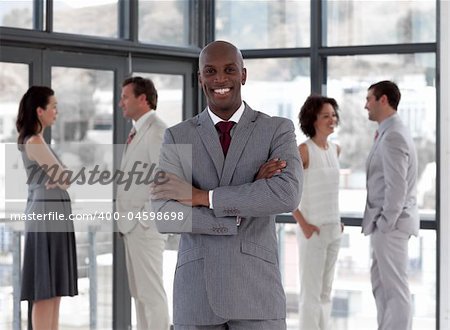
0,0,440,328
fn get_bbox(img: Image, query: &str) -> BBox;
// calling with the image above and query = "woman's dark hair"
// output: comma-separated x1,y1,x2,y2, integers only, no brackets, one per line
16,86,54,145
299,95,339,138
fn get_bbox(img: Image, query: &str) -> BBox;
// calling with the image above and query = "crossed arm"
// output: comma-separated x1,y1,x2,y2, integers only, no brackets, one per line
151,120,302,235
150,158,290,235
25,135,70,190
151,158,287,207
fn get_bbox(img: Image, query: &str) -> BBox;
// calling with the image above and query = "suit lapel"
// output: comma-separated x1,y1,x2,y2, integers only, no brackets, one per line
366,139,379,173
121,114,156,169
195,110,224,179
219,105,258,186
366,117,397,172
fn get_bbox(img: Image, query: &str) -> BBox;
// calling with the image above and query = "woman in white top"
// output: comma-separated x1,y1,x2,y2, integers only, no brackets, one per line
293,95,343,330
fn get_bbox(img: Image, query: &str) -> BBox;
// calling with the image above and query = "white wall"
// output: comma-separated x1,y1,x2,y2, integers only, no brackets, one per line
440,0,450,329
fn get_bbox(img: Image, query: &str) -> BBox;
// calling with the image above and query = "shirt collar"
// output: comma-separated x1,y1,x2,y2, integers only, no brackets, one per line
207,102,245,125
378,112,398,134
132,110,154,133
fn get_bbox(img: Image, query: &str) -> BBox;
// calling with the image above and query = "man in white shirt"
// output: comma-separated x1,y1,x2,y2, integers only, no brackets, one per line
116,76,169,330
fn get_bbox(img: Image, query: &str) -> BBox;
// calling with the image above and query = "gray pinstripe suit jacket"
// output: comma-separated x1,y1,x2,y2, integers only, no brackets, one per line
153,104,303,325
362,113,419,236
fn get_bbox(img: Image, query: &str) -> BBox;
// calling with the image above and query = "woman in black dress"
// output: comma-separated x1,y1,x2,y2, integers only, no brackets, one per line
16,86,78,330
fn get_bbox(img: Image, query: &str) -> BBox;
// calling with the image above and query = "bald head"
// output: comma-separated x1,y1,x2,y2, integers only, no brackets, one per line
197,40,247,119
199,41,244,68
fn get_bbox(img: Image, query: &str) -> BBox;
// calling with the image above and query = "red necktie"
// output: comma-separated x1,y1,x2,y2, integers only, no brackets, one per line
215,121,235,156
126,127,136,144
374,130,379,141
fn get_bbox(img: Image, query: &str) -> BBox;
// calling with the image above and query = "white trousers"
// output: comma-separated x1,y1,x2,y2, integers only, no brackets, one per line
297,223,342,330
124,223,170,330
371,228,412,330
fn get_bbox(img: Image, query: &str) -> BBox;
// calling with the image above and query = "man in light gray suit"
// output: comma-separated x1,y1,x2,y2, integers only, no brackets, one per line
362,80,419,330
151,41,302,329
117,77,169,329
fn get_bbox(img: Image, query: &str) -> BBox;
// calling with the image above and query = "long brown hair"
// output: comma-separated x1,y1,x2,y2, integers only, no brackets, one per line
16,86,54,145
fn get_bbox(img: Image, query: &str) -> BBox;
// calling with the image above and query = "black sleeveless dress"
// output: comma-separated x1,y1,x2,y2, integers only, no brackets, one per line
20,140,78,301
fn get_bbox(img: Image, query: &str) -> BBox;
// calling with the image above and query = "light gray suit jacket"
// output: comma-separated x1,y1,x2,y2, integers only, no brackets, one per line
362,113,419,236
153,104,302,324
117,112,167,236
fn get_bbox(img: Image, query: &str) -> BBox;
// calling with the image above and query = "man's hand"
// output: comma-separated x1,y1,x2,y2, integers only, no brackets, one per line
255,158,286,180
150,173,209,207
45,182,58,190
300,222,320,239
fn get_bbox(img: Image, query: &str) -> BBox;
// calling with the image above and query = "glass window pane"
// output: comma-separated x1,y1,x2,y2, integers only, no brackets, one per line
326,54,436,218
53,0,118,38
216,0,310,49
133,73,184,128
52,67,114,144
242,58,310,140
0,0,33,29
51,66,115,328
0,62,28,329
326,0,436,46
138,0,190,46
0,63,28,145
279,224,436,329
